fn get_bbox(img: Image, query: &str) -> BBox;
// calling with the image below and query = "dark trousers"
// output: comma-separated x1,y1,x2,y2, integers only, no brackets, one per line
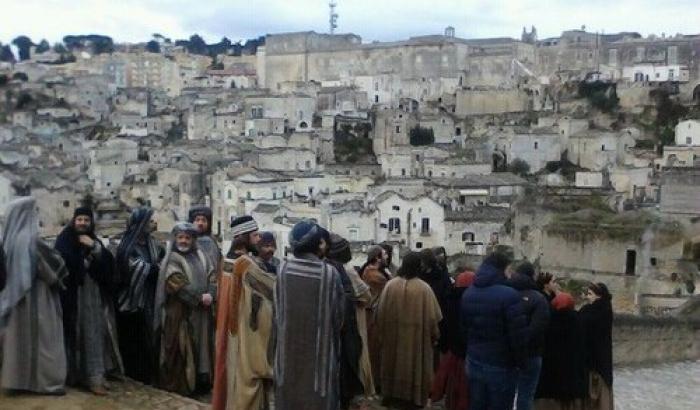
516,356,543,410
467,358,518,410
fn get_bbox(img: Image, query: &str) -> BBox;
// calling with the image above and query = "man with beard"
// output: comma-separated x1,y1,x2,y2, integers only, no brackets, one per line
1,197,68,395
115,207,164,385
274,220,345,410
212,215,276,410
255,232,279,274
189,205,222,271
154,223,216,396
55,206,123,395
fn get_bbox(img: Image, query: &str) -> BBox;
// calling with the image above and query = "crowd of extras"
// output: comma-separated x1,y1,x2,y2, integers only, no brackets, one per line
0,196,614,410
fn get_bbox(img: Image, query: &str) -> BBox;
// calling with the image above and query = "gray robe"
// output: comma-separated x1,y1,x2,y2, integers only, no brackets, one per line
274,254,345,410
1,240,68,394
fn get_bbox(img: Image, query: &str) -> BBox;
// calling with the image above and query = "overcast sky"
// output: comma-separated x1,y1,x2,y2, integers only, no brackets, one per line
2,0,699,45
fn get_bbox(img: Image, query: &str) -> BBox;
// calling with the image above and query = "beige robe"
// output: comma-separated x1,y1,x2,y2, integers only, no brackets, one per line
346,266,375,396
212,255,275,410
376,277,442,407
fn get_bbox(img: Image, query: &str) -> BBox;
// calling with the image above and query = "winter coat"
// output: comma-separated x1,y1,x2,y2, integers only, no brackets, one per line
460,262,528,368
508,273,550,358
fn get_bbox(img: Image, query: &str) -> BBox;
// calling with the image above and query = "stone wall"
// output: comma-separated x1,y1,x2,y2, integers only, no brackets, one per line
613,314,700,365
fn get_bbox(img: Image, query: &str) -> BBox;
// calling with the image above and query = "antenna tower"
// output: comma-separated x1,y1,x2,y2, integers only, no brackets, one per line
329,2,339,34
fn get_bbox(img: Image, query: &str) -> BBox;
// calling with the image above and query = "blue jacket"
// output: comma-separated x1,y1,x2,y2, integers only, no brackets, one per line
460,262,529,368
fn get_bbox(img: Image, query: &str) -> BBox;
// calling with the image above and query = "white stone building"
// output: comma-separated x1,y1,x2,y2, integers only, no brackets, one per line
675,120,700,146
375,192,445,250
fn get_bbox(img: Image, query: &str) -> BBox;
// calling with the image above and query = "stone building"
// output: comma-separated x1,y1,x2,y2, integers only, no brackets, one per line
375,191,445,250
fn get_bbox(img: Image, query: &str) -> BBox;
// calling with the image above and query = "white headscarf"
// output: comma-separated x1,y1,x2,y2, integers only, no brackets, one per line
0,197,39,322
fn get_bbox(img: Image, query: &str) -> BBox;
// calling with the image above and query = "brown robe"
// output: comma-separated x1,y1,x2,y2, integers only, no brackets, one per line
158,249,215,396
212,255,275,410
360,265,389,387
376,277,442,407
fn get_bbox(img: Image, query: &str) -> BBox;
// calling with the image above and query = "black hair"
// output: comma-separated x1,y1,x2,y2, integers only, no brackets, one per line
397,252,422,279
589,282,612,301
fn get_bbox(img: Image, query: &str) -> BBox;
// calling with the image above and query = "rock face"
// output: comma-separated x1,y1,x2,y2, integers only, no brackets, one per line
613,314,700,366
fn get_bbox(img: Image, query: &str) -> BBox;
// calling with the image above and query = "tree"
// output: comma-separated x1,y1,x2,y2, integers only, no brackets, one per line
186,34,208,55
578,81,619,113
508,158,531,176
0,44,15,62
35,39,50,54
409,125,435,146
53,42,68,54
12,36,34,61
208,37,232,56
0,75,8,86
145,40,161,53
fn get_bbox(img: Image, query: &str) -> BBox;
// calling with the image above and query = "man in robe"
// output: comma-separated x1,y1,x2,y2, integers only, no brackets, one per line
274,220,345,410
55,206,123,395
115,207,164,385
376,251,442,409
212,215,275,410
154,222,216,396
0,197,68,395
189,205,222,271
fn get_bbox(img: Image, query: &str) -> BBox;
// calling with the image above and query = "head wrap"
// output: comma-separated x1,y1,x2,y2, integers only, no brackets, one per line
289,220,327,255
231,215,258,238
0,197,38,321
73,206,94,220
171,222,198,237
259,231,277,247
116,207,154,281
552,292,575,311
188,205,212,234
328,233,351,264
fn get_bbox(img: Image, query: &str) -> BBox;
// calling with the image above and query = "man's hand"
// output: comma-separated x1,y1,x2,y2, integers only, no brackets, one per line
78,235,95,248
201,293,213,307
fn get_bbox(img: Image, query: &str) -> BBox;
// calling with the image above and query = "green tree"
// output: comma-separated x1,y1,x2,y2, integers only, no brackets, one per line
35,39,50,54
53,42,68,54
146,40,161,53
187,34,208,55
508,158,531,176
12,36,34,61
409,125,435,146
0,44,15,62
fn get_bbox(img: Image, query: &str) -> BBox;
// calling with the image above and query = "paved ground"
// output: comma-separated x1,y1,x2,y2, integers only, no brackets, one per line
0,380,209,410
0,380,446,410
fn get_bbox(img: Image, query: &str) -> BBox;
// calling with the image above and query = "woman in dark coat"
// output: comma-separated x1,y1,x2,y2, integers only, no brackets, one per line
578,283,614,410
534,292,587,410
431,270,475,410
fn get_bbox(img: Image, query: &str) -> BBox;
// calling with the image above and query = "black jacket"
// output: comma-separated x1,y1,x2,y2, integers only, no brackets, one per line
508,273,550,358
579,298,614,388
419,266,452,352
536,308,588,400
460,262,529,368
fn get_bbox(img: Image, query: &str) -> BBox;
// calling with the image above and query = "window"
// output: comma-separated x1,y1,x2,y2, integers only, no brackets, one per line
305,160,311,169
650,257,657,267
421,217,430,234
401,169,406,176
534,142,539,150
601,144,606,151
380,223,388,228
392,205,400,211
374,95,379,103
456,127,461,136
415,242,423,249
63,200,70,208
416,155,420,161
388,217,401,233
687,137,692,145
246,191,252,199
396,126,401,133
462,232,475,242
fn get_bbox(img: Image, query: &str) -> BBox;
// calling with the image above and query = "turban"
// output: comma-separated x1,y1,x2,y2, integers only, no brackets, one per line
231,215,258,238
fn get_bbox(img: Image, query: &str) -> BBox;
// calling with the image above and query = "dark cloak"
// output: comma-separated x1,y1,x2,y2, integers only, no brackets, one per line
535,308,588,401
115,207,164,384
579,298,614,388
55,217,122,385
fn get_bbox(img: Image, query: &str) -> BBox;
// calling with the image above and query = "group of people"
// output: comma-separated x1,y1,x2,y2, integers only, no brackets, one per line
0,195,614,410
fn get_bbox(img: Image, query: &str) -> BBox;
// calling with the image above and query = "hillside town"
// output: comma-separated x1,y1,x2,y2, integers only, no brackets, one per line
1,26,699,320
